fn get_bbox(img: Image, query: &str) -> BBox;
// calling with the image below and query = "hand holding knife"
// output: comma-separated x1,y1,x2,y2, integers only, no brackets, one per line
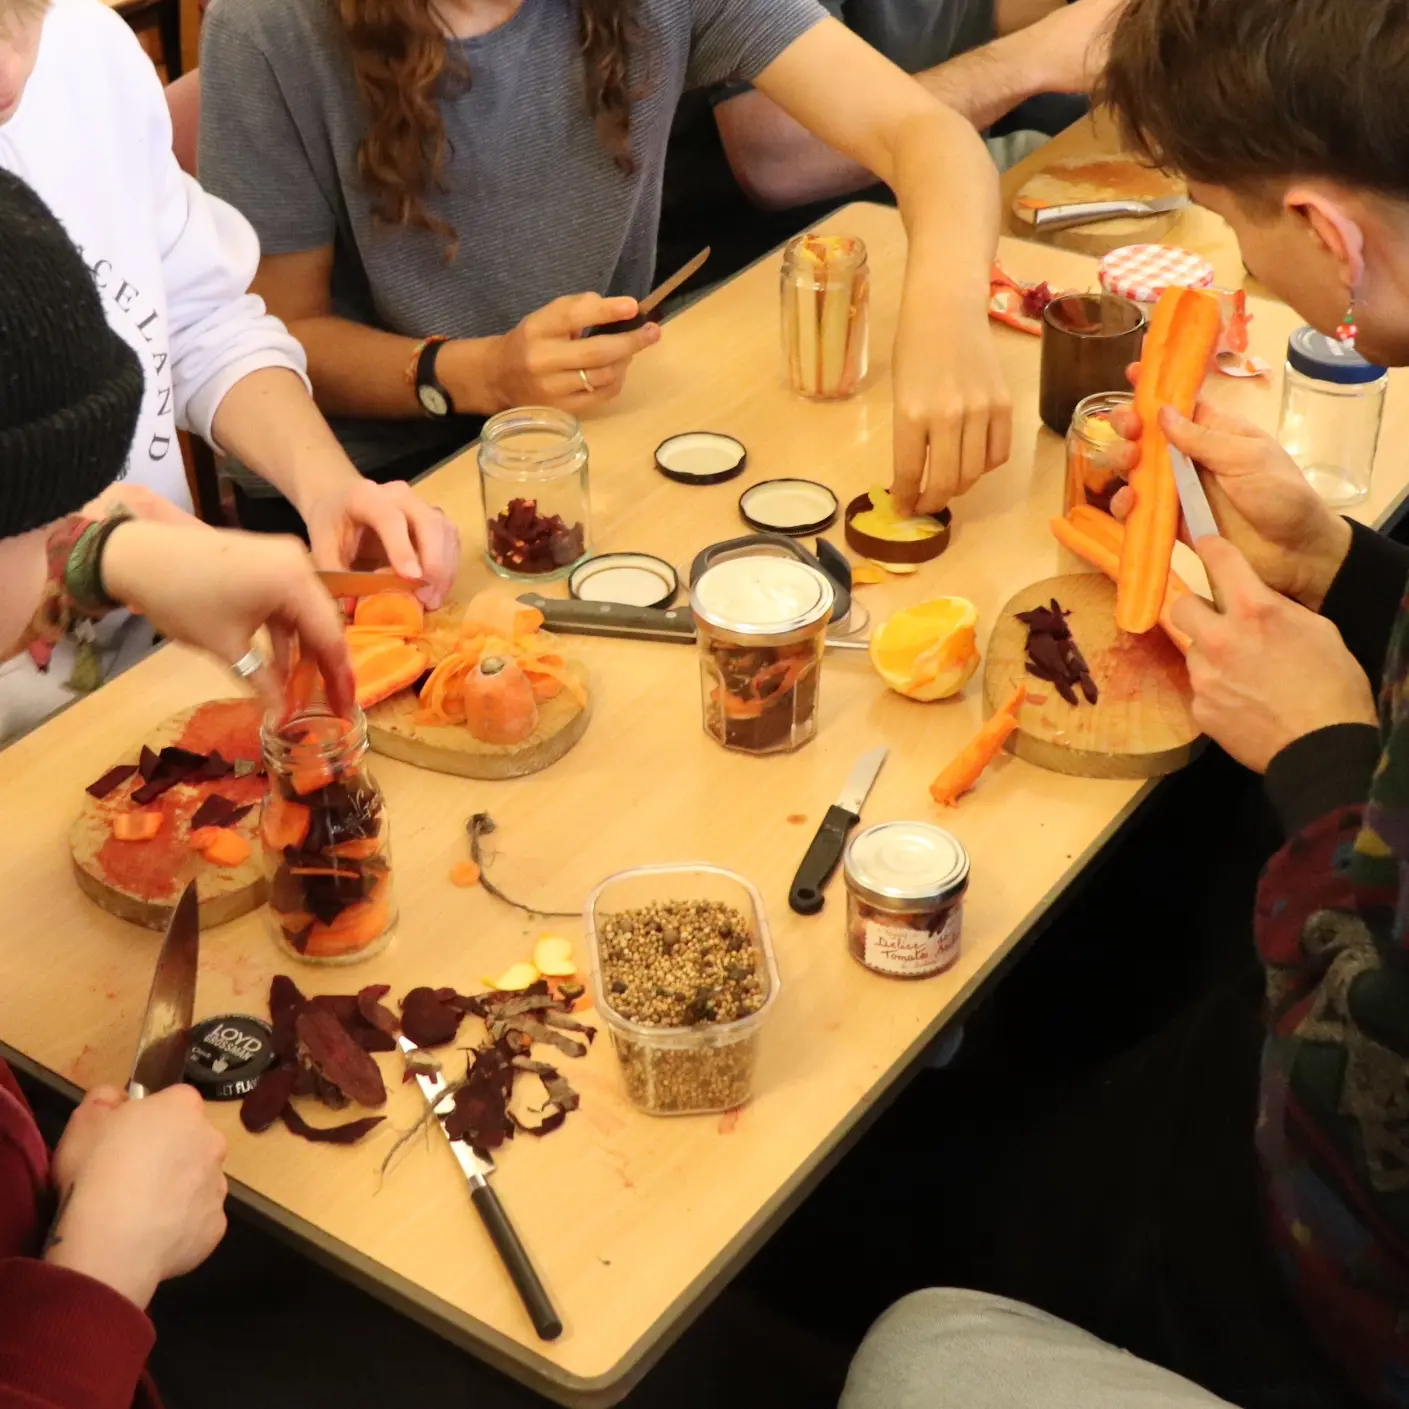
789,746,887,915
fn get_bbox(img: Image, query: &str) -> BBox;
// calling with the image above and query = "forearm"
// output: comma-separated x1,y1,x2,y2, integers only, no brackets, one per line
1317,518,1409,681
916,31,1052,130
286,316,502,421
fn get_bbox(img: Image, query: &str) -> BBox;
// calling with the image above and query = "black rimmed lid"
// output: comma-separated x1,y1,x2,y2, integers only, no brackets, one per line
569,552,678,609
654,432,748,486
184,1014,276,1101
738,478,839,537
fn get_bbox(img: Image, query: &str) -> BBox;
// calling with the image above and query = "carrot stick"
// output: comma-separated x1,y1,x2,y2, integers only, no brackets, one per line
929,684,1027,807
1050,512,1193,654
1115,288,1221,634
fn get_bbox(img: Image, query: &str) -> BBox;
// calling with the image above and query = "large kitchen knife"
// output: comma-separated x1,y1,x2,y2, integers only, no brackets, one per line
128,880,200,1099
517,594,869,651
1033,195,1190,234
788,745,888,915
397,1036,562,1341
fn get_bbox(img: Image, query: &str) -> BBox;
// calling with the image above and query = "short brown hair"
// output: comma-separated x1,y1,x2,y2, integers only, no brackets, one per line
1100,0,1409,202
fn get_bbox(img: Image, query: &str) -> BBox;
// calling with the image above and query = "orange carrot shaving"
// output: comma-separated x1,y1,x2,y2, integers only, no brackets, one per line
353,592,424,636
1116,287,1222,633
112,810,162,842
190,827,252,868
463,588,544,639
929,684,1027,807
518,657,588,710
450,860,481,888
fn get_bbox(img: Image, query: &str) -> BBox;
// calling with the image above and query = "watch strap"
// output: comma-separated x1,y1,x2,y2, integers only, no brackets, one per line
413,335,455,417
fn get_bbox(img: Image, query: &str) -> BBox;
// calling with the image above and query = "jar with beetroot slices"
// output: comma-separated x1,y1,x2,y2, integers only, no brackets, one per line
259,705,396,965
690,554,834,754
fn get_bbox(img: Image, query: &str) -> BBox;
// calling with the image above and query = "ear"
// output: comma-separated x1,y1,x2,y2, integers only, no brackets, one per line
1285,185,1366,290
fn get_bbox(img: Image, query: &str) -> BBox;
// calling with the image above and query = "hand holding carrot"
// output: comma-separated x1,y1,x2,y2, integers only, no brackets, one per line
1170,538,1376,773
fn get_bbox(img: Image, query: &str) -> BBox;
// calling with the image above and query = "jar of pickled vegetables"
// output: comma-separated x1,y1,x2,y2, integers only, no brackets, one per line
781,234,869,401
260,705,396,964
1065,391,1133,515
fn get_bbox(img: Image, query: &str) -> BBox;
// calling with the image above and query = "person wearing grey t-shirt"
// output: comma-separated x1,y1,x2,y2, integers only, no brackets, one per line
199,0,1013,533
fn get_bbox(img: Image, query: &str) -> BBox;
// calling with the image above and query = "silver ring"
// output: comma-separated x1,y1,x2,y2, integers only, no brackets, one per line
577,368,593,393
230,647,266,682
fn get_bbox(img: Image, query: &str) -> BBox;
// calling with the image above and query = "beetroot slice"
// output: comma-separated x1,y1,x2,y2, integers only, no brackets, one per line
138,745,161,781
296,1006,387,1107
356,984,399,1036
281,1107,385,1145
190,794,255,831
269,975,308,1063
240,1064,298,1133
86,764,138,800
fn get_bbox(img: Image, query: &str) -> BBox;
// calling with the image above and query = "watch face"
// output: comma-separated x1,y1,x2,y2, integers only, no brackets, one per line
418,383,450,418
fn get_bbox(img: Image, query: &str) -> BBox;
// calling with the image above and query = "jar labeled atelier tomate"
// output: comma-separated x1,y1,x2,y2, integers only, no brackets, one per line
260,705,396,964
843,822,969,978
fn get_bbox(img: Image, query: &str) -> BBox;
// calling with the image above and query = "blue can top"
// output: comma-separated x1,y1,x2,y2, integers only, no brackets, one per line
1287,326,1387,385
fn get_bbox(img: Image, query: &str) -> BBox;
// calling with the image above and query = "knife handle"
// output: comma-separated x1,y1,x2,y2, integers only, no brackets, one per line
789,804,859,916
471,1183,563,1341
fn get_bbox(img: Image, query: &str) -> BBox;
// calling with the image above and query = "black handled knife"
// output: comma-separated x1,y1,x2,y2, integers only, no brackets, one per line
789,745,888,915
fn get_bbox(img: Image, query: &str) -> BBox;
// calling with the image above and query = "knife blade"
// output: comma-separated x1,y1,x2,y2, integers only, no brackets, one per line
1033,196,1189,233
1169,444,1221,543
788,745,888,915
317,570,427,598
397,1037,562,1341
517,594,870,651
128,880,200,1099
583,248,711,336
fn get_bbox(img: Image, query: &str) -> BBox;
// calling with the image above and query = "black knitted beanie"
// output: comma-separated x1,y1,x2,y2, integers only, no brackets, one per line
0,168,144,540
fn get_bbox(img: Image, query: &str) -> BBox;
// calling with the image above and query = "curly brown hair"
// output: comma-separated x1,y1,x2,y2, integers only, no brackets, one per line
335,0,640,257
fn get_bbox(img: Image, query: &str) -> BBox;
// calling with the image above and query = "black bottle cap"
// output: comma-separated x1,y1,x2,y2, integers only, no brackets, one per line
184,1014,276,1101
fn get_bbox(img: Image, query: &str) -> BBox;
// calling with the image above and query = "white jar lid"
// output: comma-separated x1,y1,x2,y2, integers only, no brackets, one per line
691,556,834,636
845,821,970,905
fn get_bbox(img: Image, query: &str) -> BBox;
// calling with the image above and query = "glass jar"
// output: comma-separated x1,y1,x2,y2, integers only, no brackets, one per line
260,704,396,965
1065,390,1133,514
479,406,590,581
780,234,869,400
1277,326,1387,508
690,554,834,754
844,822,969,979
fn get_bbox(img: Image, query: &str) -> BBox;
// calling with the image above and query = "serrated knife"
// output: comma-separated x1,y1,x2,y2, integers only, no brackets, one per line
128,880,199,1099
789,745,888,915
397,1036,562,1341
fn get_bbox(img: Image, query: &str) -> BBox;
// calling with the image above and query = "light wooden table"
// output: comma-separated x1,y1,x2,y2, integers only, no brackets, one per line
2,206,1406,1406
998,109,1262,294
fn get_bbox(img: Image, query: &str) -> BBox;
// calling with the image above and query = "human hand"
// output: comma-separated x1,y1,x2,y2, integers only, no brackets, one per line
301,477,460,610
1171,538,1377,773
45,1085,228,1310
1108,395,1350,609
99,521,356,718
480,294,661,411
891,293,1012,516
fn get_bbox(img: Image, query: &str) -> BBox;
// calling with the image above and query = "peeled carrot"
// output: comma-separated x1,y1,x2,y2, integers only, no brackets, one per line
191,827,252,868
112,811,162,842
1050,511,1193,654
1116,287,1221,634
462,656,539,745
353,592,424,636
929,684,1027,807
262,796,310,852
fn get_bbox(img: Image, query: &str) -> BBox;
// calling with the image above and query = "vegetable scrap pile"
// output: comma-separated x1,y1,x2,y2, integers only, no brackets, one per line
1018,599,1097,706
487,498,586,577
241,974,593,1153
988,263,1055,336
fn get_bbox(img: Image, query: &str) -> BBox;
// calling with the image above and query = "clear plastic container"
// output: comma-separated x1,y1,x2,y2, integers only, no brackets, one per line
1065,390,1132,515
780,234,869,400
479,406,590,581
584,864,780,1116
260,704,396,965
1277,326,1387,508
690,555,834,755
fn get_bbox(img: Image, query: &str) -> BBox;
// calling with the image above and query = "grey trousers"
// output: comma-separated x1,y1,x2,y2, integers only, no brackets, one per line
840,1290,1237,1409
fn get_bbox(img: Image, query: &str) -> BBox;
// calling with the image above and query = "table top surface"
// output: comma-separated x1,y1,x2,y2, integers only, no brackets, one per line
3,205,1405,1407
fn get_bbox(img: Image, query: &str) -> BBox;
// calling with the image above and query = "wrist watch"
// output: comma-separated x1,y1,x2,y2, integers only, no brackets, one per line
412,335,456,419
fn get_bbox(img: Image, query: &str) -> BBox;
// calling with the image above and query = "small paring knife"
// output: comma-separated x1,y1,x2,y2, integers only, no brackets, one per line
788,746,888,915
1168,444,1220,543
583,247,711,336
397,1036,563,1341
1032,196,1190,233
317,570,427,599
128,880,200,1099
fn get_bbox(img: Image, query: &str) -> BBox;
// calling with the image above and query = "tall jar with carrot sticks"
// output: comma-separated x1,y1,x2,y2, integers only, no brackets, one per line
781,234,869,401
260,704,396,965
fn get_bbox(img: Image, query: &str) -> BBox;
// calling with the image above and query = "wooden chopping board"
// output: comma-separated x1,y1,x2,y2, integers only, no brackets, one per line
1012,156,1187,257
367,660,591,779
983,574,1200,779
70,698,268,930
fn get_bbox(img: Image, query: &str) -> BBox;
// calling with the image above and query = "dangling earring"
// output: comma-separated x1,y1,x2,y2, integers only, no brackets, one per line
1335,298,1359,345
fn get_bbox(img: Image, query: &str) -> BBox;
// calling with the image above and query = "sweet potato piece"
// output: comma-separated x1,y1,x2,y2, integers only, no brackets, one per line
112,811,162,842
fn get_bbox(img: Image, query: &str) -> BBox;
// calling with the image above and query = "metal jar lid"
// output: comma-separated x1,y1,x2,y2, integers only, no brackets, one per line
844,822,970,910
1286,326,1387,386
690,555,835,637
184,1014,276,1101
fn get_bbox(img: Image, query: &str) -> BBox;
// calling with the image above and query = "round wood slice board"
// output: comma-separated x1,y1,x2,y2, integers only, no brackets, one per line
366,660,591,779
1013,156,1187,257
70,698,269,931
983,574,1200,780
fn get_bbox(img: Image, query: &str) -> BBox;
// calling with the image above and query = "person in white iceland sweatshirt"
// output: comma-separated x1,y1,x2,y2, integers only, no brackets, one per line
0,0,459,741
